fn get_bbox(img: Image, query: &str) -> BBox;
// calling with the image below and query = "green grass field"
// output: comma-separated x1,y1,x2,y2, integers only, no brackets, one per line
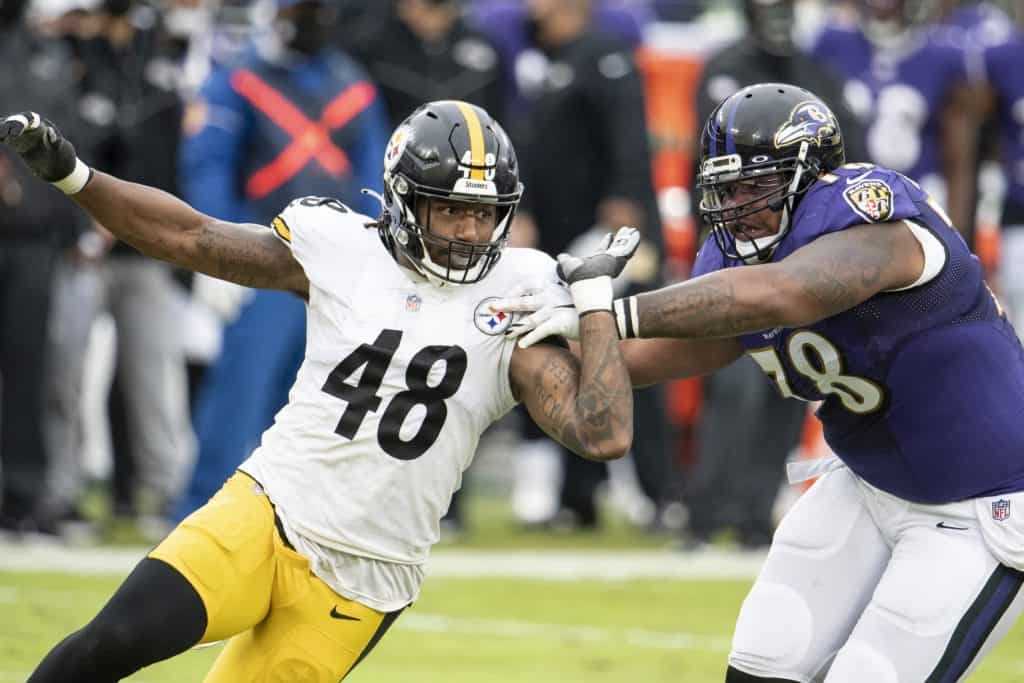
5,567,1024,682
4,497,1024,682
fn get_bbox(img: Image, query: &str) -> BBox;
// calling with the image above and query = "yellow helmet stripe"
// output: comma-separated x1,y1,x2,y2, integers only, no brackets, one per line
455,101,486,180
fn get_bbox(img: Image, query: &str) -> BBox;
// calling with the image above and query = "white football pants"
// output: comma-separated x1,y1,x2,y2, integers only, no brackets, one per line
729,466,1024,682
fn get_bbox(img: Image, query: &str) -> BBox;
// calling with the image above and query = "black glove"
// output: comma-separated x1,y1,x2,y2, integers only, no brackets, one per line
0,112,80,185
556,226,641,314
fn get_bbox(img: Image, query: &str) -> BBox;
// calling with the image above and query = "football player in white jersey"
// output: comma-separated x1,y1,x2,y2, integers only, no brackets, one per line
2,102,637,682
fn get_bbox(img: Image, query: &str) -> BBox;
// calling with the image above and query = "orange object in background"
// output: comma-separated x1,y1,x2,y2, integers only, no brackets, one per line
795,408,835,489
975,220,1001,278
635,47,705,462
636,47,702,275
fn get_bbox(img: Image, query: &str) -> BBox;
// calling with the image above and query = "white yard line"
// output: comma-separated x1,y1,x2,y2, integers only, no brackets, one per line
399,612,733,652
0,540,767,580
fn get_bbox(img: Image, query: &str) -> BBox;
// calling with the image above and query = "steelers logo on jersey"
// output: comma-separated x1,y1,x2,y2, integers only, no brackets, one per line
474,297,513,335
843,179,895,223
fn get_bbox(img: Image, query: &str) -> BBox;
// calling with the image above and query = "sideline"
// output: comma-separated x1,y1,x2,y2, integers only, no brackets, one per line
0,540,766,580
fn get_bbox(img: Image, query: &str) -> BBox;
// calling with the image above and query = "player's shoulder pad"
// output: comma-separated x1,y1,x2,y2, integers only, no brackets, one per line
480,247,562,299
271,196,359,245
780,164,925,256
492,247,560,285
806,163,923,225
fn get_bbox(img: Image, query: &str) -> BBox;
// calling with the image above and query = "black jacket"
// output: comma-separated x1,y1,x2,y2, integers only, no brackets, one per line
0,27,91,245
350,15,504,127
516,30,660,258
71,12,186,256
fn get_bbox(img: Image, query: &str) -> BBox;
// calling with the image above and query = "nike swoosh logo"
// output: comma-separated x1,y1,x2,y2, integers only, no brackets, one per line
846,170,873,184
330,606,361,621
936,522,969,531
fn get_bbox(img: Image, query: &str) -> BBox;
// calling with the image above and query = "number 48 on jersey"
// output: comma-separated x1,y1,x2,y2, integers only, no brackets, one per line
322,329,467,460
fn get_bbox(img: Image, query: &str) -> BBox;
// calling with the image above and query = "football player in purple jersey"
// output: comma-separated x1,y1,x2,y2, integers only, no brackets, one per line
810,0,982,237
499,83,1024,682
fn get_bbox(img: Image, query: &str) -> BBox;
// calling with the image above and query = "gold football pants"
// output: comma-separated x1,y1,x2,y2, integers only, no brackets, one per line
149,471,402,682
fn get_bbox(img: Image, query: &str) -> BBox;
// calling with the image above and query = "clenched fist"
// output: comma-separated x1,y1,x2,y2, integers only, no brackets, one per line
0,112,90,193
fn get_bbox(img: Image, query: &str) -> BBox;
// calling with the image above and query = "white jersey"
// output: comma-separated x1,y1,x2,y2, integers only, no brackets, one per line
239,197,558,607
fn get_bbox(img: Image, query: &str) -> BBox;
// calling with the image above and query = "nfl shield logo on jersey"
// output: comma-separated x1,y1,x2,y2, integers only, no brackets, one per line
474,297,513,335
992,498,1011,522
405,294,422,313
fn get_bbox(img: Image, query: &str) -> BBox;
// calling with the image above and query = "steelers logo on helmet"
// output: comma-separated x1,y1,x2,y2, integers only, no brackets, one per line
774,100,840,149
843,179,895,223
474,297,514,335
384,124,411,172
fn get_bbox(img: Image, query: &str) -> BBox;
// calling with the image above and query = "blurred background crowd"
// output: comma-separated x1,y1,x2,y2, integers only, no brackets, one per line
1,0,1022,551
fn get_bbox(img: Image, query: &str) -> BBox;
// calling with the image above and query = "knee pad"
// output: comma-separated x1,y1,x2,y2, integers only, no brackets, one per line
729,581,814,678
825,640,898,683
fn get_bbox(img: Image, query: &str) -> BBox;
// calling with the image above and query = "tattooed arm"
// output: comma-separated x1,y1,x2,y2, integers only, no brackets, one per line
510,312,633,462
73,171,309,295
635,221,925,339
620,337,745,387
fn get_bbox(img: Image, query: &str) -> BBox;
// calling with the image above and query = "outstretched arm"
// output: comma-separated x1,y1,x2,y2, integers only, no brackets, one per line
510,313,633,462
633,221,925,339
75,172,308,294
620,336,744,387
0,112,308,295
496,223,919,382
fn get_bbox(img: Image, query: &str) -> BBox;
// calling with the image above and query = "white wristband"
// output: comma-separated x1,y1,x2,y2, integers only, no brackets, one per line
569,276,613,314
51,158,92,195
613,296,640,339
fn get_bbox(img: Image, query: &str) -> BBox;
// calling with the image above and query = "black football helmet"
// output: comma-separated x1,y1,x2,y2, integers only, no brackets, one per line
698,83,845,263
378,100,523,285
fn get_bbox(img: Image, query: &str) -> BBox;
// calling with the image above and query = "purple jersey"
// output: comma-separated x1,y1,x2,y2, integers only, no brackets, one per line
983,32,1024,219
810,24,968,193
692,164,1024,503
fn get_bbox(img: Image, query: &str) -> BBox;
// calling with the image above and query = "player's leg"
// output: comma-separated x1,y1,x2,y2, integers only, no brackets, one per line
204,532,406,682
823,499,1024,682
27,557,207,682
28,472,278,682
727,467,891,682
110,259,194,509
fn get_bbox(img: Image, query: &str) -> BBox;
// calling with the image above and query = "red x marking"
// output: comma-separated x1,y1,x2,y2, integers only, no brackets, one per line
231,70,377,200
